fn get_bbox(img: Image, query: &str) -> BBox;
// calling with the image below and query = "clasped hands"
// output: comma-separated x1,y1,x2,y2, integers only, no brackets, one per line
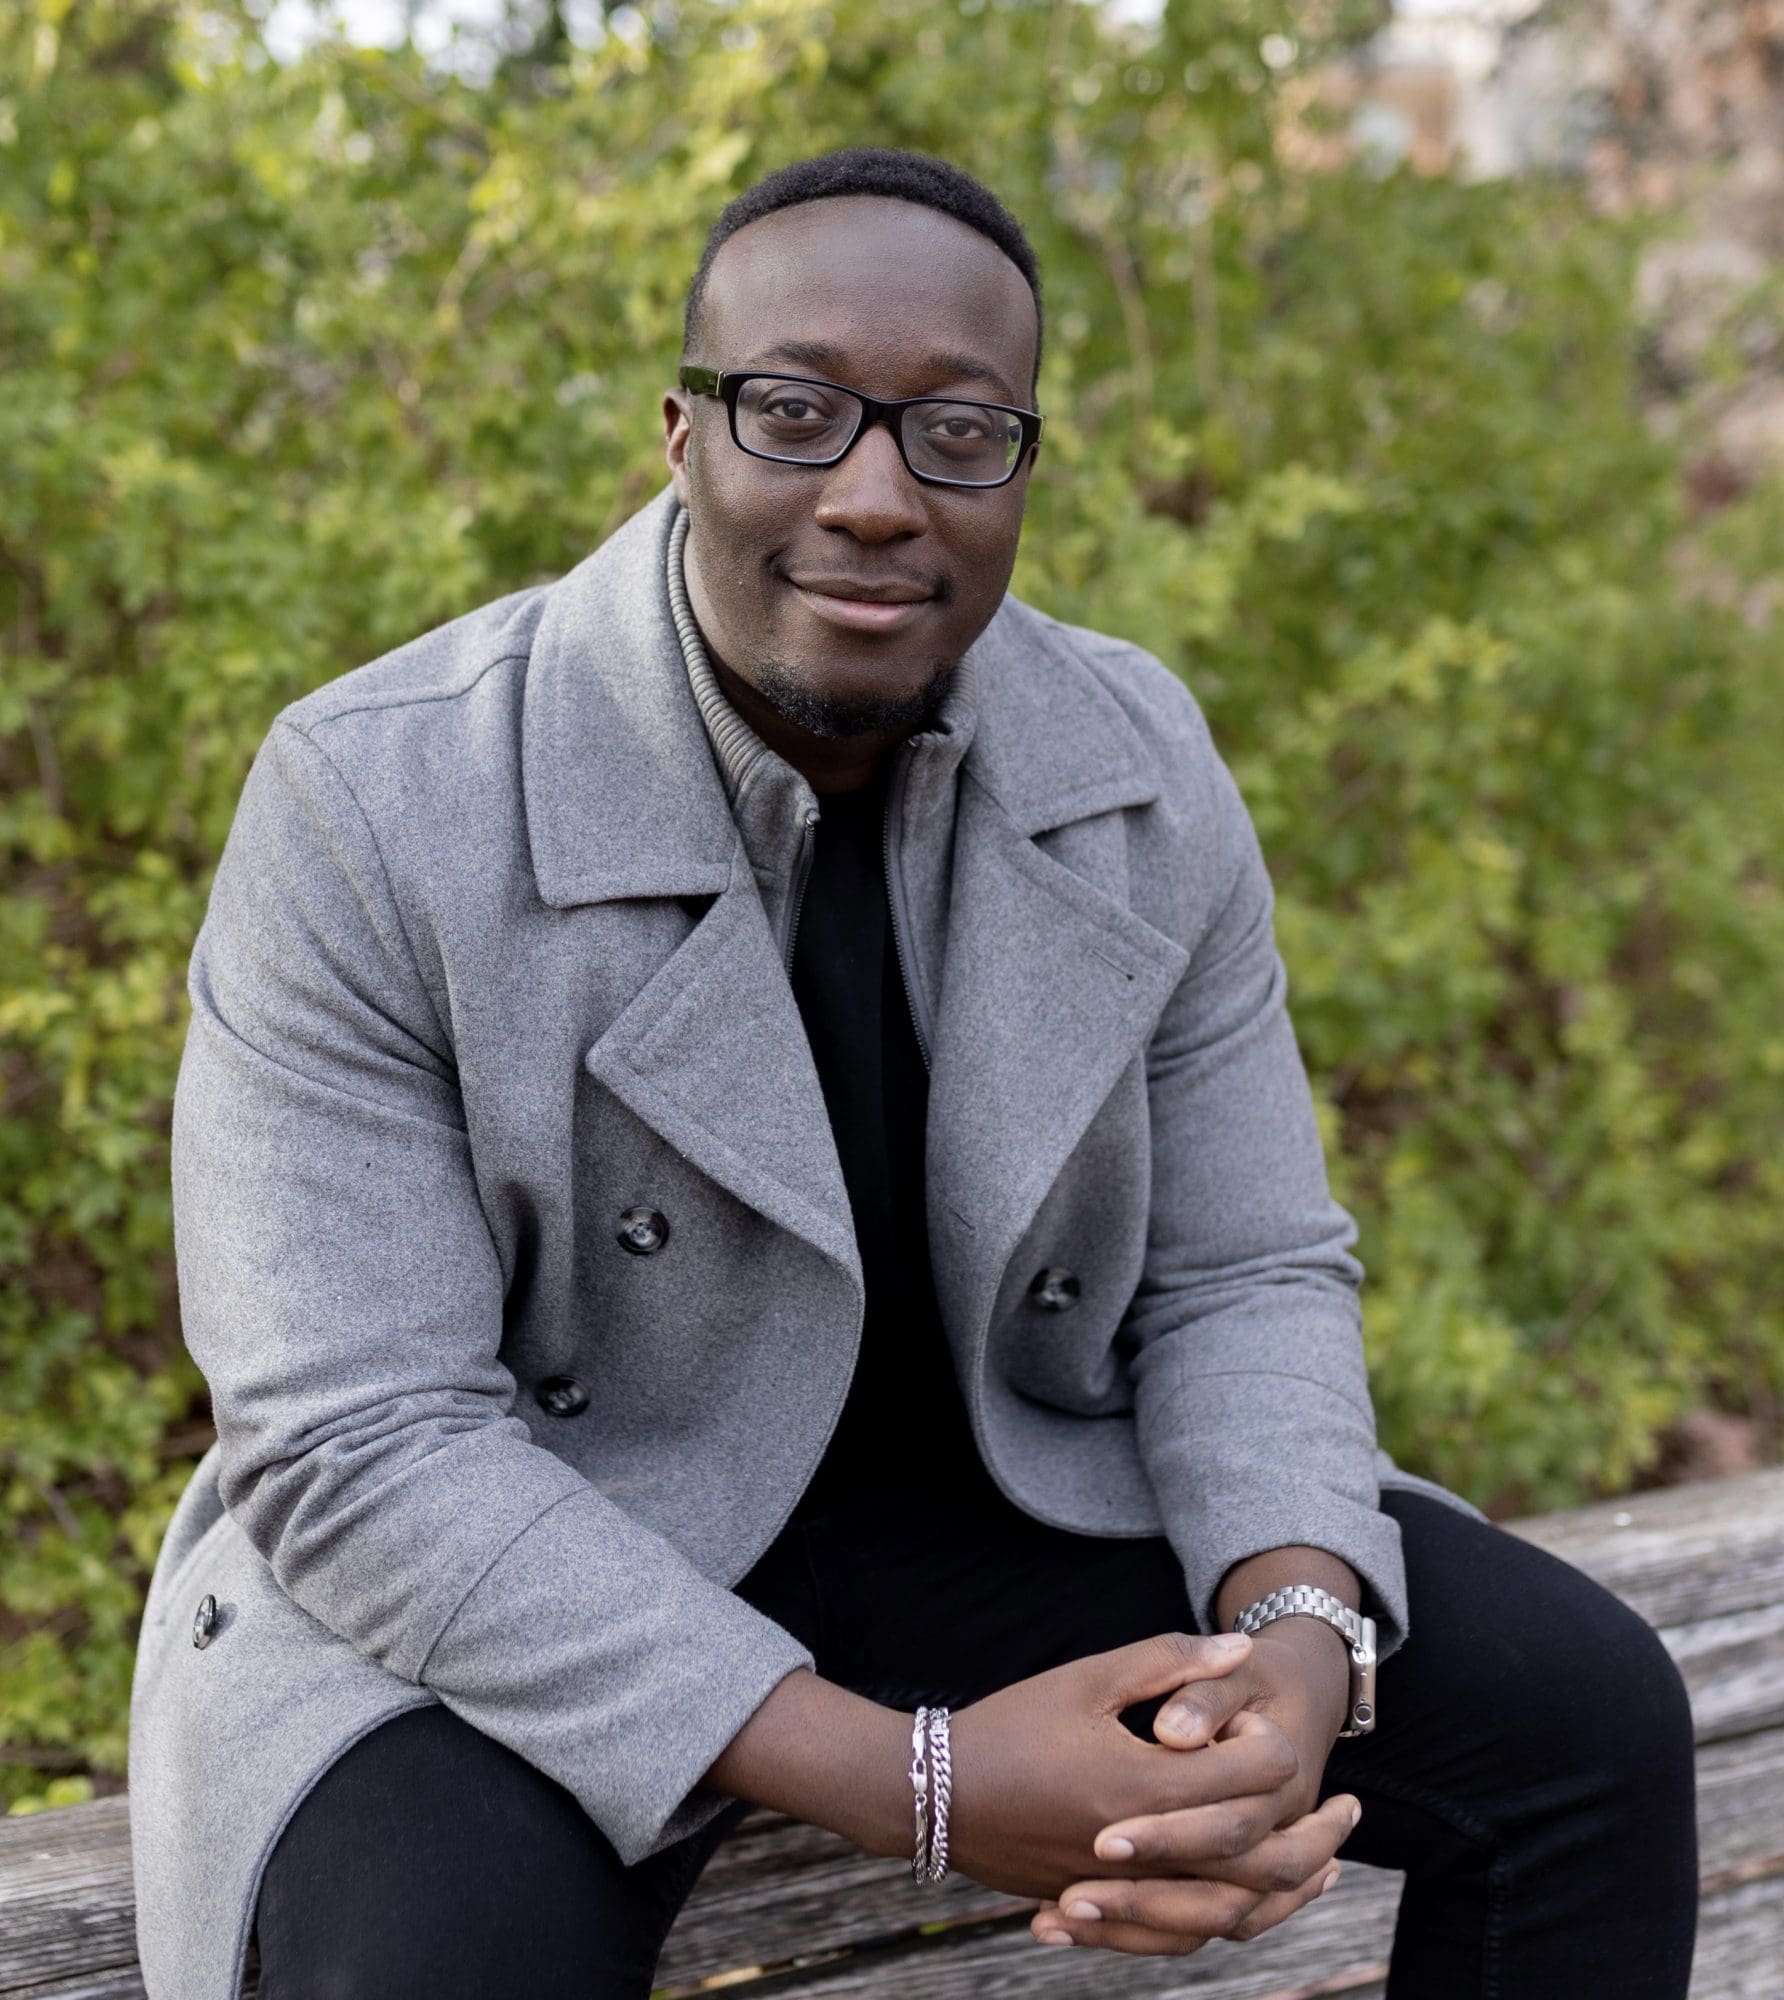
946,1625,1362,1959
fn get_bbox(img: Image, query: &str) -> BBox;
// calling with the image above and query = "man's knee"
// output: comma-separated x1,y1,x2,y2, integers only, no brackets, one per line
1510,1562,1696,1809
254,1704,667,1999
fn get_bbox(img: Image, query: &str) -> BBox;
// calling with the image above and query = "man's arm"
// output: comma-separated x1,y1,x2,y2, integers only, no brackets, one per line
1121,691,1408,1667
175,717,817,1867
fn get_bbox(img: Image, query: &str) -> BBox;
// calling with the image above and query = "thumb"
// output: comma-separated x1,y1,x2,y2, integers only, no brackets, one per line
1095,1629,1252,1710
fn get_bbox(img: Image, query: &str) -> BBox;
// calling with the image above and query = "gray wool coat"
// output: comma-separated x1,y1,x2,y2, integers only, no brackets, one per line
127,482,1487,1998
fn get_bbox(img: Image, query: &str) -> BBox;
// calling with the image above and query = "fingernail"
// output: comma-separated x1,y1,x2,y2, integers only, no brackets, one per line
1214,1633,1250,1651
1065,1900,1102,1921
1038,1929,1073,1946
1322,1868,1341,1894
1098,1835,1135,1860
1162,1706,1199,1737
1350,1802,1363,1828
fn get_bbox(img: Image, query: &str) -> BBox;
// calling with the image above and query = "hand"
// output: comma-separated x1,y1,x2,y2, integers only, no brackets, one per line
945,1629,1293,1900
1030,1620,1362,1956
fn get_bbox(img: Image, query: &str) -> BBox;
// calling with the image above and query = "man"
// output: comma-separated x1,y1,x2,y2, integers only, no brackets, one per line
128,149,1698,1996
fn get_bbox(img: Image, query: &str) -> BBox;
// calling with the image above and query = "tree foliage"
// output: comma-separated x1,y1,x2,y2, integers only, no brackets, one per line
3,0,1781,1807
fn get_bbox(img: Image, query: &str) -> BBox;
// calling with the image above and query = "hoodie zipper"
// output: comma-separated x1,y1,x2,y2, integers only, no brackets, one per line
882,744,933,1072
782,801,821,970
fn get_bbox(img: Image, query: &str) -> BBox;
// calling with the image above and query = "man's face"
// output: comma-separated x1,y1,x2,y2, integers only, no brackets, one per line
664,195,1039,743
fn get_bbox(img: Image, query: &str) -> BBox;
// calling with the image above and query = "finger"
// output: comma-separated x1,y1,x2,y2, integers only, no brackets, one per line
1048,1859,1344,1955
1102,1720,1299,1857
1030,1900,1073,1948
1088,1792,1361,1888
1088,1629,1253,1712
1152,1662,1254,1748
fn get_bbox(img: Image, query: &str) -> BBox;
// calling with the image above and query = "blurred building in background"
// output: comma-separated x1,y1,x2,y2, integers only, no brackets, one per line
1294,0,1784,489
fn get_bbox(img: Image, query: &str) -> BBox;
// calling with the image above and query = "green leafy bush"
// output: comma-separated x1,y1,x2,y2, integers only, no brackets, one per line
2,0,1780,1807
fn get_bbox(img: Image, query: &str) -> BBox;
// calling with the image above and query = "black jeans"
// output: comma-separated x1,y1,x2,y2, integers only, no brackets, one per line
252,1484,1699,1998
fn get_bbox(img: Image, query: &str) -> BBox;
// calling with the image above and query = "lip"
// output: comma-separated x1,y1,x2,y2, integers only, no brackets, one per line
786,577,935,634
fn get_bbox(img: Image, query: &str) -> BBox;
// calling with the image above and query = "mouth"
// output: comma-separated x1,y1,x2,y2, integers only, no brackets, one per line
784,574,936,635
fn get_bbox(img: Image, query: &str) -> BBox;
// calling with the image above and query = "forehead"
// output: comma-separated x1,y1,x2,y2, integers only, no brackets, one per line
699,194,1039,404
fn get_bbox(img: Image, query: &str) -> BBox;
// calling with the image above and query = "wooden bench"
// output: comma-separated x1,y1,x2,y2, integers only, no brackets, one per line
4,1468,1782,1998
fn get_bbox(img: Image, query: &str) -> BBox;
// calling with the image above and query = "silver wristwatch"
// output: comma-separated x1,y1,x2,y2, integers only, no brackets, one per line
1231,1585,1378,1737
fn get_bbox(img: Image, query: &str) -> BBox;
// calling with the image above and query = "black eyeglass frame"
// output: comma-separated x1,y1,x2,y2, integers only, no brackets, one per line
677,366,1044,490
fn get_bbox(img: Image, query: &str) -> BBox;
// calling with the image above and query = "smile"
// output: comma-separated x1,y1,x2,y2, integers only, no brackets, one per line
786,580,934,634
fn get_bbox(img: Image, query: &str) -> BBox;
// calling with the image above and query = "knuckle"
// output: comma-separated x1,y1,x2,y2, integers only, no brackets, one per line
1214,1810,1255,1860
1215,1886,1264,1940
1267,1854,1306,1894
1150,1630,1199,1669
1264,1740,1299,1789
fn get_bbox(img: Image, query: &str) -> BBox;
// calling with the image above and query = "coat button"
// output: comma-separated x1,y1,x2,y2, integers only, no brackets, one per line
616,1206,669,1256
1029,1267,1081,1313
192,1594,218,1650
535,1375,590,1418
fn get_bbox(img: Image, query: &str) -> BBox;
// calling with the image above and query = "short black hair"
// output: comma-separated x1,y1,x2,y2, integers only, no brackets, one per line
682,147,1044,395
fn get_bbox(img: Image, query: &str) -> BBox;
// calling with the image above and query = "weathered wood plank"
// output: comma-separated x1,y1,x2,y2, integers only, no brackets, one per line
1,1977,148,2000
0,1798,136,1996
656,1856,1404,2000
1663,1600,1784,1745
655,1863,1784,1999
1695,1726,1784,1878
1687,1870,1784,2000
1505,1469,1784,1633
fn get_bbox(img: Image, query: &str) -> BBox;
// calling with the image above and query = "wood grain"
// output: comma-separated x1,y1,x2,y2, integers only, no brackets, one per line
1505,1469,1784,1633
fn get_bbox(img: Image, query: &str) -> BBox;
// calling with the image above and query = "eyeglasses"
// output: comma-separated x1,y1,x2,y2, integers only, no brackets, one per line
678,366,1042,490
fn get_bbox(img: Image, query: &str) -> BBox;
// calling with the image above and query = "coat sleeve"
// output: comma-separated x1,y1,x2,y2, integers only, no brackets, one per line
171,717,815,1865
1122,703,1410,1663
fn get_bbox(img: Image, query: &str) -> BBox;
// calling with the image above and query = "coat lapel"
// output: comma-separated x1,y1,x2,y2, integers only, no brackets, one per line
925,605,1191,1345
584,877,860,1290
523,486,856,1287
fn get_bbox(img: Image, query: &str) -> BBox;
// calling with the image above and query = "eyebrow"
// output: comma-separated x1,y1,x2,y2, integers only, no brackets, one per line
741,338,1026,409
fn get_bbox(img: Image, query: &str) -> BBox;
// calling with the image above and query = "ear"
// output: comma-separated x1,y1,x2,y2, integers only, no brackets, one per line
663,390,693,505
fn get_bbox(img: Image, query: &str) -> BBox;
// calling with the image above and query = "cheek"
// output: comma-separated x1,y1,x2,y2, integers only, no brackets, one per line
946,514,1024,620
686,480,785,613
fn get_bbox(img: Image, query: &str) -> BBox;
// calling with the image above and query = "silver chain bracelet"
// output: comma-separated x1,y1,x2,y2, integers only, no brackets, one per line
909,1705,953,1882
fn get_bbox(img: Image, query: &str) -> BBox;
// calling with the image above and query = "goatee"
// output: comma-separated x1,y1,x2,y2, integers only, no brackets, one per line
752,656,960,742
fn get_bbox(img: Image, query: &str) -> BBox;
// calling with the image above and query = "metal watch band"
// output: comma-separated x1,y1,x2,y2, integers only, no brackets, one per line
1231,1584,1378,1737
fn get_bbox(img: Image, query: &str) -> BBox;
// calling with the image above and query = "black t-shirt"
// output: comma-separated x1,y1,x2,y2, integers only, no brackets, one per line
784,766,994,1523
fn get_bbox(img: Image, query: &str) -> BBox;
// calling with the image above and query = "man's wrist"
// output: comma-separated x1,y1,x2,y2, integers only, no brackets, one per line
701,1668,914,1858
1216,1546,1361,1736
1214,1544,1362,1636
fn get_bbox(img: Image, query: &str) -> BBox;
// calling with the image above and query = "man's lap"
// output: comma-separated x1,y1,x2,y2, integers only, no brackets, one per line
255,1476,1696,1995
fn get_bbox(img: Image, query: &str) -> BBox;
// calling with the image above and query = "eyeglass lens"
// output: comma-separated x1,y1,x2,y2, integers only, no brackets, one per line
732,376,1023,485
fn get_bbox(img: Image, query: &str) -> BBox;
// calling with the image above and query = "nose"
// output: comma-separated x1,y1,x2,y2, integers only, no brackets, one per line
813,417,927,543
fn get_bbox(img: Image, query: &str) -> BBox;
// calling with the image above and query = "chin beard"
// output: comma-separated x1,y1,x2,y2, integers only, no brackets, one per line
752,656,960,742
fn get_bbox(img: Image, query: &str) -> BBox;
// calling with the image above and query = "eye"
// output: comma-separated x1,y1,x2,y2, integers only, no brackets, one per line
923,411,995,441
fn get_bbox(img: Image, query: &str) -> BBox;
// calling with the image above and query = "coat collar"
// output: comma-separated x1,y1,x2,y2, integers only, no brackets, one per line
522,485,739,908
520,483,1160,909
961,597,1162,836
